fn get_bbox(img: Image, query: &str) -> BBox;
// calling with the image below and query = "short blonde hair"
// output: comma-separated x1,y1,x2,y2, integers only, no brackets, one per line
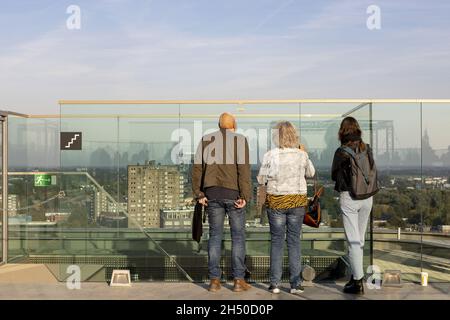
273,121,299,148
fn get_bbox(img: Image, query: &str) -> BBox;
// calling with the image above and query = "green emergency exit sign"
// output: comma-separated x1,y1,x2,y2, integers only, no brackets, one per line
34,174,53,187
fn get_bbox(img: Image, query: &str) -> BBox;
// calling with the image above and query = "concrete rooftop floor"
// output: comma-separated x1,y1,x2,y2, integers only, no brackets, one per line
0,281,448,300
0,264,448,300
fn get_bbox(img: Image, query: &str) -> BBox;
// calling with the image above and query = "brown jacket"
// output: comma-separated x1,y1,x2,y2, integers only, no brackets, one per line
192,129,252,201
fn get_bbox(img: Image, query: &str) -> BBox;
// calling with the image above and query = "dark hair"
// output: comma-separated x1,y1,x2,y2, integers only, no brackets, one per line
338,116,366,151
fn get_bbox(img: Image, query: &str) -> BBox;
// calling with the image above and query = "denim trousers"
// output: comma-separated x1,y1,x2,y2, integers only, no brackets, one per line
340,191,373,280
207,199,246,280
267,206,305,288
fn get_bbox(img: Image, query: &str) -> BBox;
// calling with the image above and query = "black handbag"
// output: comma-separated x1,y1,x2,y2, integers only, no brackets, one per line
192,202,205,243
192,151,207,243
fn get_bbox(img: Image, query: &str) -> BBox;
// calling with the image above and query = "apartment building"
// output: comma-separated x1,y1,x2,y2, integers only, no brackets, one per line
128,161,185,228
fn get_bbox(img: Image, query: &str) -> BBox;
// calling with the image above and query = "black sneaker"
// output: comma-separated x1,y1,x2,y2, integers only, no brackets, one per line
290,285,305,295
268,284,281,294
343,278,365,295
344,276,354,290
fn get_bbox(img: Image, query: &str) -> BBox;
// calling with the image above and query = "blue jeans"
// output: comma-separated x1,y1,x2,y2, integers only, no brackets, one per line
267,207,305,288
340,192,373,280
207,199,246,280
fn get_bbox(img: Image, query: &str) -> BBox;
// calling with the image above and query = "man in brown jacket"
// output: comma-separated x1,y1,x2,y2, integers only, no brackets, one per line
192,112,252,292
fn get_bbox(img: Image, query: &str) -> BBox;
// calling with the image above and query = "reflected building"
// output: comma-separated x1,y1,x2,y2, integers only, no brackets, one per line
160,208,193,229
128,161,185,228
0,194,19,216
94,190,125,217
422,129,440,167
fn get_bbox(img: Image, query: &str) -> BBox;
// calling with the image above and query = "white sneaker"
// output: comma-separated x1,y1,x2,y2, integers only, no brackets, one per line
268,285,281,294
290,285,305,295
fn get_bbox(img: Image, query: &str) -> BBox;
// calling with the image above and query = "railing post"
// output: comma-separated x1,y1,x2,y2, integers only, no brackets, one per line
2,115,8,263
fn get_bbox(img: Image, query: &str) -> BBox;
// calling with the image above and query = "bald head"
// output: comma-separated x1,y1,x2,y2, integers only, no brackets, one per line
219,112,236,131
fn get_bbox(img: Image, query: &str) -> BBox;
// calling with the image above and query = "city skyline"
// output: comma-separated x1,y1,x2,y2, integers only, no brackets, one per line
9,129,450,169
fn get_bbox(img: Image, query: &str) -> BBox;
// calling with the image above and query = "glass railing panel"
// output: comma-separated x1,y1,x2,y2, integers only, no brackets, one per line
8,172,59,260
7,101,445,284
7,115,60,262
163,103,242,281
116,104,198,281
371,103,423,282
237,102,301,235
345,103,373,272
299,103,369,275
181,103,307,281
8,116,60,171
59,114,102,267
421,102,450,283
59,103,195,282
179,103,354,281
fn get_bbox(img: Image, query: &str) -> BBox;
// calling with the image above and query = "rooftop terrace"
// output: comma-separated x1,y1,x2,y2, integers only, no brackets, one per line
1,100,449,300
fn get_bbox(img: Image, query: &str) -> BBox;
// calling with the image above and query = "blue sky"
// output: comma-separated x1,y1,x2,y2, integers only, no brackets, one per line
0,0,450,116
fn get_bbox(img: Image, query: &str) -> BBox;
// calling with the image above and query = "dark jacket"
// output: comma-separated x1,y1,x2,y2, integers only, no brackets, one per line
331,143,375,193
191,129,252,202
331,148,352,193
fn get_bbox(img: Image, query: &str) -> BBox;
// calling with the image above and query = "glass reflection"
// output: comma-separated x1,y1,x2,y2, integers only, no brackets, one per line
2,102,448,283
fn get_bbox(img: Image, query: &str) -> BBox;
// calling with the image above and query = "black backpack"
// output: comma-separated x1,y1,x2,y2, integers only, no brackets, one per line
340,145,380,200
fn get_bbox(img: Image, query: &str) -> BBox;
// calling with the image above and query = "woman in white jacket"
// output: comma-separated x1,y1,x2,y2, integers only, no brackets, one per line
257,121,315,295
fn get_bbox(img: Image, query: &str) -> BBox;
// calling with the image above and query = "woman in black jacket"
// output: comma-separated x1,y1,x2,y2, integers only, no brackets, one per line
331,117,375,295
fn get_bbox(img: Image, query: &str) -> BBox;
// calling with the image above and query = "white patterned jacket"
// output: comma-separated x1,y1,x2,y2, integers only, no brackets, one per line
257,148,316,195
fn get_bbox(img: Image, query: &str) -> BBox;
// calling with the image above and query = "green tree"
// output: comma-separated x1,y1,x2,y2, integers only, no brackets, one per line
387,215,406,228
